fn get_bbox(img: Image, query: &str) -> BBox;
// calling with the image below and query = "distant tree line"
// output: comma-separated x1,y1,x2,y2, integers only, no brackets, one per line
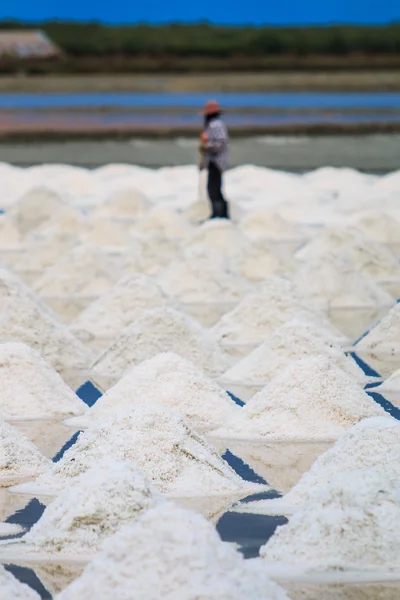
1,21,400,73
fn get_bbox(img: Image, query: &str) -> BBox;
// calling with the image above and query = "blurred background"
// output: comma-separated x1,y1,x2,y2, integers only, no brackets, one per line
0,0,399,171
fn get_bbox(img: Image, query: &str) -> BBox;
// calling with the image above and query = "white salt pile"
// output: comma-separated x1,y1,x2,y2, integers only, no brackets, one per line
0,343,86,419
231,238,295,282
12,231,79,278
240,416,399,515
240,209,307,241
28,206,87,240
294,253,393,309
67,352,239,431
0,215,23,250
82,218,132,252
9,186,64,235
355,302,400,354
69,275,166,344
0,564,40,599
296,227,400,283
183,218,248,258
133,205,194,239
91,307,231,386
120,232,180,276
157,246,252,303
56,503,289,600
220,319,365,386
376,369,400,393
21,460,162,555
211,277,347,347
260,469,400,572
34,245,118,298
350,211,400,244
36,404,254,497
0,298,93,388
94,186,150,220
0,416,50,483
212,357,384,441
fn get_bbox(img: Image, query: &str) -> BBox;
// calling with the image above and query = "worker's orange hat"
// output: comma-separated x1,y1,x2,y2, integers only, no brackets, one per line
202,99,221,115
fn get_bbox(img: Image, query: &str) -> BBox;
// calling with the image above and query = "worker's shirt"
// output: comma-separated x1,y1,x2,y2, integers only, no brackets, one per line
205,118,229,172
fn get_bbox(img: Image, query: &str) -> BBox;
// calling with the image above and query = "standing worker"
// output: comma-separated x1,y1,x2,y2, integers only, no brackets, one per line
199,100,230,219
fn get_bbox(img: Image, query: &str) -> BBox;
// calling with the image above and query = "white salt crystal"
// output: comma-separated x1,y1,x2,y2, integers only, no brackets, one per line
260,468,400,571
56,503,289,600
81,218,132,252
0,564,40,599
211,278,347,346
158,246,253,303
13,230,79,276
0,215,24,250
28,206,87,240
240,209,307,241
120,232,180,276
355,302,400,354
34,245,119,298
212,357,384,441
69,274,166,344
37,404,250,496
94,186,150,220
376,369,400,393
350,211,400,244
70,352,239,431
221,319,365,386
133,205,194,239
294,253,393,309
183,218,248,258
0,416,50,483
0,343,86,419
9,186,64,235
23,460,162,554
231,238,295,282
91,307,231,385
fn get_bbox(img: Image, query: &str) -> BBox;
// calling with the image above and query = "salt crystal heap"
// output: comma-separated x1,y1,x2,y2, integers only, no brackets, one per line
9,186,64,235
0,215,24,250
355,302,400,355
293,252,393,310
67,352,239,431
296,227,400,284
183,218,248,259
239,209,307,242
91,307,231,387
0,343,86,419
231,237,295,282
351,211,400,244
269,416,400,511
120,232,180,276
94,186,150,220
260,469,400,572
158,246,253,303
376,368,400,394
0,564,40,599
69,275,166,345
0,416,50,484
211,277,348,347
34,245,119,298
221,319,365,386
133,206,194,239
0,293,93,388
36,404,254,497
22,460,162,555
28,206,87,240
82,219,132,253
212,357,384,441
56,503,289,600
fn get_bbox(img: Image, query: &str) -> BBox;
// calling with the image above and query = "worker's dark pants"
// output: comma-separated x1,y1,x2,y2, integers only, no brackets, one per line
207,161,229,219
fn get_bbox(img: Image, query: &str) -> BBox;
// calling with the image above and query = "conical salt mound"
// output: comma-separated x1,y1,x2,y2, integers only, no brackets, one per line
211,277,347,346
183,218,248,258
240,209,306,241
34,245,118,298
28,206,87,240
355,303,400,354
260,469,400,571
120,232,180,276
157,246,252,303
221,319,365,386
376,369,400,393
36,405,255,497
56,503,289,600
91,307,231,387
0,416,50,484
82,218,132,252
133,206,194,239
9,186,64,235
13,230,79,277
293,253,394,310
68,352,239,431
0,343,86,419
0,297,93,388
0,564,40,599
351,211,400,244
0,215,23,250
231,238,295,282
69,275,166,344
95,186,150,219
22,460,162,555
212,357,384,442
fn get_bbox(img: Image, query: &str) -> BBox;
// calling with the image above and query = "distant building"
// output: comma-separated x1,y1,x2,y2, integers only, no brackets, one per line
0,30,60,59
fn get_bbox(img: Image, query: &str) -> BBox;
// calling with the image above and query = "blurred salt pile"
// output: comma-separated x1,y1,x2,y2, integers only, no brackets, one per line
0,564,40,599
56,504,289,600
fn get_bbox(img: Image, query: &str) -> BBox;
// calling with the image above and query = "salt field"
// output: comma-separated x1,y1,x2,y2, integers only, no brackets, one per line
1,161,400,599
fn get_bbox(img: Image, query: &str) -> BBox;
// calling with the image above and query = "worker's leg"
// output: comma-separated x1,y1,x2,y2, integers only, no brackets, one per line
207,161,229,219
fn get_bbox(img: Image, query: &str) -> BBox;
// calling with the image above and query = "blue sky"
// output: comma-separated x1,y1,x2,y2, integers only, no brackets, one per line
0,0,399,25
